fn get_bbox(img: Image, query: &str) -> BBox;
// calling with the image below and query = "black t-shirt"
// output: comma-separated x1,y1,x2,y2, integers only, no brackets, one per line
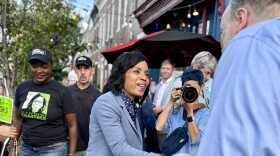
14,79,75,147
67,83,101,151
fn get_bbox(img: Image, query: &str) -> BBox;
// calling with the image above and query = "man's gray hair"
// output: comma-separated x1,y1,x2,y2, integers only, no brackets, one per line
228,0,280,19
191,51,217,72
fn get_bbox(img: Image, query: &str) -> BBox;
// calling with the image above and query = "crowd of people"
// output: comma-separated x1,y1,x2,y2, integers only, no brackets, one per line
1,0,280,155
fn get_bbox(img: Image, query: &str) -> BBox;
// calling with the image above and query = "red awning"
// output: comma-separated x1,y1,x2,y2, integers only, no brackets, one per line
102,31,163,53
101,30,221,68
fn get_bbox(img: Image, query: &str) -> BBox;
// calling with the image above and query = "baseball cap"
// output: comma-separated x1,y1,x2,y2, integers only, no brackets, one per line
75,56,92,67
29,47,52,63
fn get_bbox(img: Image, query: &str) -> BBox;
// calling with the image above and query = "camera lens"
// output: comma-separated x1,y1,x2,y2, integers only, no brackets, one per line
181,87,198,103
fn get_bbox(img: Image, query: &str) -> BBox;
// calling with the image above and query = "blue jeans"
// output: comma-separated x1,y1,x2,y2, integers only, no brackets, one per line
20,141,69,156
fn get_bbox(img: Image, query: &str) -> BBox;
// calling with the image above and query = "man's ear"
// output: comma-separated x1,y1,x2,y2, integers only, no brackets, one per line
235,7,249,33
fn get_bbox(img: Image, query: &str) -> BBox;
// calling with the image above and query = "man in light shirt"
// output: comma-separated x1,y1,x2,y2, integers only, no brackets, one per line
197,0,280,155
153,59,181,146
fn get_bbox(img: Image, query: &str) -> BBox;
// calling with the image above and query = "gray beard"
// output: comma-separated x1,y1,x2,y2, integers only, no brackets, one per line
221,25,234,53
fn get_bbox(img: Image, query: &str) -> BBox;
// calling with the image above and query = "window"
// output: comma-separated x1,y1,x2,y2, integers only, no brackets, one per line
193,20,210,34
111,1,115,38
117,0,122,32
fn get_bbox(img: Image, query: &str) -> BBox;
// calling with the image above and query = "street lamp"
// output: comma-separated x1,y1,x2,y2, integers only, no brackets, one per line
187,5,191,18
128,20,132,28
193,5,199,16
166,24,171,30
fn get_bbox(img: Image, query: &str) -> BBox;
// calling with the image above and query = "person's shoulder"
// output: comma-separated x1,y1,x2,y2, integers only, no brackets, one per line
51,80,66,87
236,18,280,40
67,83,77,90
93,92,119,110
67,83,75,88
67,85,78,95
197,107,210,115
49,80,70,92
90,86,102,94
94,92,114,104
254,18,280,33
156,82,161,86
20,79,33,85
17,79,33,88
172,76,182,86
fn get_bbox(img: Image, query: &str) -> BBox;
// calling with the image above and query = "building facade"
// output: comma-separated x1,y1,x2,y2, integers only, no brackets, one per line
83,0,224,87
82,0,147,90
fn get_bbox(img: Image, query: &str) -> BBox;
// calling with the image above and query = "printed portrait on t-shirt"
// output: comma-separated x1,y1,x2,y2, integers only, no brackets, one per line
21,91,50,120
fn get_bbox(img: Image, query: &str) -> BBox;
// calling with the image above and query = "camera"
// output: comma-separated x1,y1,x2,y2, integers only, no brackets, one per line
176,84,198,103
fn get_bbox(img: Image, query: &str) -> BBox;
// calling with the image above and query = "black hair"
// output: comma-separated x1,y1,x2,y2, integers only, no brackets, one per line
181,68,204,86
103,51,148,97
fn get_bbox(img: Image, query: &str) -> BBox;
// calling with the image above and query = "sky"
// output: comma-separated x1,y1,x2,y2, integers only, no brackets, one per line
73,0,94,15
73,0,94,32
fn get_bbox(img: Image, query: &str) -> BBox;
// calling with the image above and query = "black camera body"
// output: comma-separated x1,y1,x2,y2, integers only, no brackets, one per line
176,85,198,103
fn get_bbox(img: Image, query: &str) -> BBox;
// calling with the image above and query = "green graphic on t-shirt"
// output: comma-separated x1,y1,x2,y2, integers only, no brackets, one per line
21,92,50,120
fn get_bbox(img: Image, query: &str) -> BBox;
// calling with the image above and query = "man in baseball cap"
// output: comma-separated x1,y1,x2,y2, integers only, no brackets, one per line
68,55,101,155
29,47,53,63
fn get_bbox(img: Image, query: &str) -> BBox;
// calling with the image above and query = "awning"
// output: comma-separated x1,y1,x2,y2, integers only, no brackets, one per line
101,30,221,68
102,31,163,53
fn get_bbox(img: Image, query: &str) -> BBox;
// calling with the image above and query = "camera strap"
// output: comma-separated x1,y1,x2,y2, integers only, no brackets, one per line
192,103,206,110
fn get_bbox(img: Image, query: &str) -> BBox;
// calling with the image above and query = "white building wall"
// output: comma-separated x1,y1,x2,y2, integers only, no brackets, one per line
83,0,145,90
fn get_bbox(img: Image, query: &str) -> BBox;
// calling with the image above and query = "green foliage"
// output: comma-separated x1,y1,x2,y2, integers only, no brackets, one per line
53,70,68,82
1,0,86,83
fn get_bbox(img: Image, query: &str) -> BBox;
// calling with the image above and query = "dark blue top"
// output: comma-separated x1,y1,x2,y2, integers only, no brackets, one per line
68,83,101,151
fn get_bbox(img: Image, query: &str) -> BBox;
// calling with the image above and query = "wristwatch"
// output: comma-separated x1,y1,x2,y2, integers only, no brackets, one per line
187,116,195,122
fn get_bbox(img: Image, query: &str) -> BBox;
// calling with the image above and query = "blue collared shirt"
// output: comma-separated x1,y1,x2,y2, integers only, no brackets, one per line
197,18,280,156
165,106,209,156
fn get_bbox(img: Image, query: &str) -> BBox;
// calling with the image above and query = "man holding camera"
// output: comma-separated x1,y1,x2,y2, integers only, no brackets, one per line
156,69,209,156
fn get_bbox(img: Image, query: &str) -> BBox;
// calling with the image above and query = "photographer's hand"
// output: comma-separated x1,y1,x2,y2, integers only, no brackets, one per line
155,87,181,131
180,95,197,112
170,87,181,103
182,101,194,113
